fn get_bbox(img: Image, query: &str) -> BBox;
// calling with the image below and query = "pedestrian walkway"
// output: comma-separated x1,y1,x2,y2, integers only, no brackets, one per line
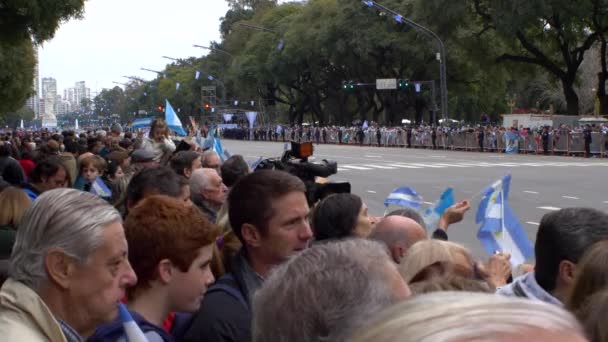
337,161,608,172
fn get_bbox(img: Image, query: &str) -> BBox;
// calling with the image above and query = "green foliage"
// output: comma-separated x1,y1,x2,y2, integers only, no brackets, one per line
0,106,35,128
0,39,36,115
0,0,86,44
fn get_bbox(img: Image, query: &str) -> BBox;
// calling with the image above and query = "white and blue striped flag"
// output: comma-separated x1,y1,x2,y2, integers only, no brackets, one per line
384,186,423,210
476,175,533,266
422,187,454,230
118,303,148,341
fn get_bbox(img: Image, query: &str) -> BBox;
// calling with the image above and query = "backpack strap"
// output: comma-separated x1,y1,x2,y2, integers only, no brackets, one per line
206,273,249,309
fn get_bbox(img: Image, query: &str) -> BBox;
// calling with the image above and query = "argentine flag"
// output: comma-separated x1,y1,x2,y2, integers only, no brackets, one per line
476,175,533,266
422,188,454,230
165,99,187,136
90,177,112,198
118,303,147,341
384,186,423,210
204,126,226,162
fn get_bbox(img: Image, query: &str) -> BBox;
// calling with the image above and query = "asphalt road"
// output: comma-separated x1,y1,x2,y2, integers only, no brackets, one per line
222,139,608,259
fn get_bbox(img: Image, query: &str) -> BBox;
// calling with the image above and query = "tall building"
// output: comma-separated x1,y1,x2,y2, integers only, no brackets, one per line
65,81,91,110
25,47,40,118
54,95,71,116
40,77,58,128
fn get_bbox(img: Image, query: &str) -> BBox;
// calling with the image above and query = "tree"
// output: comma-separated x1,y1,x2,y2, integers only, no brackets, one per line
0,39,36,115
0,106,35,128
0,0,86,44
470,0,608,115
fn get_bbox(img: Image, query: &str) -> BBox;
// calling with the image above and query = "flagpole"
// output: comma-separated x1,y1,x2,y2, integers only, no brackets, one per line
500,186,507,253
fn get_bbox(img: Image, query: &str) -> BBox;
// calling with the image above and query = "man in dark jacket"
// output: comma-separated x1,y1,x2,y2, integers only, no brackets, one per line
184,170,313,342
583,124,592,158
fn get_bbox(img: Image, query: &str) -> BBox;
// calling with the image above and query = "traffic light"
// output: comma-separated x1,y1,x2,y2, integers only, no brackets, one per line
157,105,164,112
398,79,410,89
203,102,211,110
342,80,356,90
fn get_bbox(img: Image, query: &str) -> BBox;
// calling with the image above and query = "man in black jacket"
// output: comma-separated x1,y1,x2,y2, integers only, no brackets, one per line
184,170,313,342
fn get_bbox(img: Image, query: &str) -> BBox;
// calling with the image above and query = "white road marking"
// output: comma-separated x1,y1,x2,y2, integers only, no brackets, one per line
523,191,539,194
538,206,561,211
365,155,382,158
340,165,372,170
337,168,350,172
361,164,397,169
408,163,446,168
423,201,434,205
526,222,540,226
367,190,377,194
433,163,470,167
562,196,580,200
387,163,424,169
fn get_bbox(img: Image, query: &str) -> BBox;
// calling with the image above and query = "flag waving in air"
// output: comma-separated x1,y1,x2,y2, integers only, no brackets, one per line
165,99,187,136
422,188,454,230
476,175,533,266
384,186,423,210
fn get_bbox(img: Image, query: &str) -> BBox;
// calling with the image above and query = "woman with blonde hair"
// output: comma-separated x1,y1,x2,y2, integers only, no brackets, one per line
399,239,510,289
0,187,32,258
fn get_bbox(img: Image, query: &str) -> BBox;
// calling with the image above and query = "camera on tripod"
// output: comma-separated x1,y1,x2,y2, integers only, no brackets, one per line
254,141,351,205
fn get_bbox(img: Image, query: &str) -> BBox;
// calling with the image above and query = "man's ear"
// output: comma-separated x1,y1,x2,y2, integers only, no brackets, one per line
45,249,76,290
241,223,262,248
157,259,174,284
558,260,577,286
184,168,192,179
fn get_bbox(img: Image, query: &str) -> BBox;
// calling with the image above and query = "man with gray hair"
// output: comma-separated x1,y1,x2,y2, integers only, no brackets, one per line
0,188,137,341
252,239,411,342
201,150,221,172
190,168,227,223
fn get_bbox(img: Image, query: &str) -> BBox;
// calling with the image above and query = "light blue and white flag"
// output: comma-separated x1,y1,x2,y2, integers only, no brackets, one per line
195,71,200,80
90,177,112,198
132,117,153,130
250,156,264,170
165,99,187,136
176,82,180,91
384,186,423,210
118,303,147,342
75,119,79,130
422,188,454,230
476,175,533,266
362,120,369,129
204,126,226,162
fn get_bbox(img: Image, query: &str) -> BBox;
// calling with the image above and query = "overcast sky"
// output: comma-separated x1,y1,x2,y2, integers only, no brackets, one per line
39,0,229,95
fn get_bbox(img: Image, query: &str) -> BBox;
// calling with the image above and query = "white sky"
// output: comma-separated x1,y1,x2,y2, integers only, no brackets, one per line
39,0,229,95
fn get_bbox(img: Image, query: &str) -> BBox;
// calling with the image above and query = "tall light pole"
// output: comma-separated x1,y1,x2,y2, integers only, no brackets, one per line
362,0,448,122
193,45,234,59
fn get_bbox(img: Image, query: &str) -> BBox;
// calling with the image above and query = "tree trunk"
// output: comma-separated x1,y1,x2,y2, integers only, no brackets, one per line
598,36,608,115
562,79,580,115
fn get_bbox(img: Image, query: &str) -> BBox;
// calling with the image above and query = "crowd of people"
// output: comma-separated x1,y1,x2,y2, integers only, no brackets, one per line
221,122,607,157
1,119,608,341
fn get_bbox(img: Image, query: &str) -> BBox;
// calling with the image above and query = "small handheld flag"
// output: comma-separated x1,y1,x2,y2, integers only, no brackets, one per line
165,99,187,136
118,303,148,342
384,186,423,210
476,175,533,266
90,177,112,198
422,188,454,230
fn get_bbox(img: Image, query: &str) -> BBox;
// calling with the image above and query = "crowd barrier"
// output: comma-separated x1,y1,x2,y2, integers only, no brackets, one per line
221,128,608,157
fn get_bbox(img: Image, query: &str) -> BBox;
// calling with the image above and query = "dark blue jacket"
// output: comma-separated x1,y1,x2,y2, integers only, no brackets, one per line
87,309,174,342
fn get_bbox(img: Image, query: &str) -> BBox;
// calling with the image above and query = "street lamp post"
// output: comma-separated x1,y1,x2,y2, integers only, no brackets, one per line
192,45,234,59
362,0,448,122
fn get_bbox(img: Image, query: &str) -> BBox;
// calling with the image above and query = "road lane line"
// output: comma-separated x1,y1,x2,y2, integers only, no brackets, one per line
526,222,540,226
423,201,434,205
562,196,580,200
537,206,561,211
408,163,446,168
387,164,424,169
523,191,539,194
340,165,372,170
361,164,397,169
367,190,377,194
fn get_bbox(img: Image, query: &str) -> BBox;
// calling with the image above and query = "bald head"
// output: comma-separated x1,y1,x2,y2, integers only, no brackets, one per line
371,216,427,263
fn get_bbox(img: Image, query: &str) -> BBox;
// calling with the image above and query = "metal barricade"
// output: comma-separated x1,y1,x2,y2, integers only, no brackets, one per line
568,133,585,156
589,132,604,156
553,133,568,154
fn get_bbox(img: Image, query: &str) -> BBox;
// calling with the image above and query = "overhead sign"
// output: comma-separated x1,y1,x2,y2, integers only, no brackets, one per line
376,78,397,90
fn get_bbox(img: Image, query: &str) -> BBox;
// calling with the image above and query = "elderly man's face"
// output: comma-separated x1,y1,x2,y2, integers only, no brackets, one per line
202,171,227,207
68,222,137,328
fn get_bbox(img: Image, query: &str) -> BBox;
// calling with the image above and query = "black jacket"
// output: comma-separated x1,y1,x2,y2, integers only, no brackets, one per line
183,250,255,342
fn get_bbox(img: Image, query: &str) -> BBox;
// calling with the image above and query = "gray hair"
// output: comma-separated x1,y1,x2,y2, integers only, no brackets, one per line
252,239,403,342
190,168,218,195
349,292,584,342
9,188,121,290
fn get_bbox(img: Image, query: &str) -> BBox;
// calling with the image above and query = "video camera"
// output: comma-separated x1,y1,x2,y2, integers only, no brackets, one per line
254,141,351,205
